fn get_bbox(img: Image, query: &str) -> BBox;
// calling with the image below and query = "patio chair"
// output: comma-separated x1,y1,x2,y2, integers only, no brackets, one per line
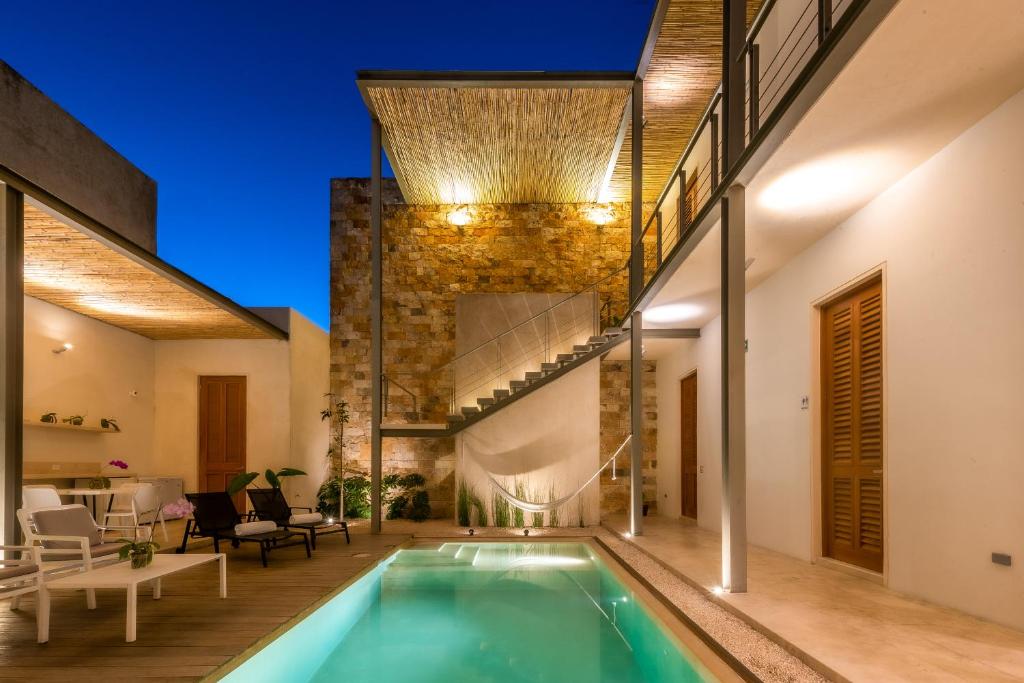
247,488,349,550
21,505,125,609
101,483,168,542
22,485,62,511
183,492,311,567
1,545,48,642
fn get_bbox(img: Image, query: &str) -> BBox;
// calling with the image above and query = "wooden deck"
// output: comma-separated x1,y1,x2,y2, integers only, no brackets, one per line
0,521,409,681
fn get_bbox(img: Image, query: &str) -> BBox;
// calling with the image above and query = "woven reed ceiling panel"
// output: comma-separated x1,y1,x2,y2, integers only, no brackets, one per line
607,0,762,203
23,205,274,340
366,85,631,204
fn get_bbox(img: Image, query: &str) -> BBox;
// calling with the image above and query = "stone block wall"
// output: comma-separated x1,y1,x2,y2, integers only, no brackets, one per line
330,177,638,517
599,359,658,517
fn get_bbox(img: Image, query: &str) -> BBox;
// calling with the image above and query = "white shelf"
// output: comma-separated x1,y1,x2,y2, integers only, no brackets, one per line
24,420,120,434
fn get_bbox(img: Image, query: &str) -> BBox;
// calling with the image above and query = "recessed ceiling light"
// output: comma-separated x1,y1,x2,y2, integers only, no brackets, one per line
644,303,702,324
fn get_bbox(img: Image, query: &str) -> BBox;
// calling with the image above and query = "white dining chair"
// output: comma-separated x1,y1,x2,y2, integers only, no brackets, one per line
102,483,167,542
22,485,62,511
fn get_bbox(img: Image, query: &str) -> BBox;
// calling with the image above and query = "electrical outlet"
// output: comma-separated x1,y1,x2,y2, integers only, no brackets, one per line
801,396,810,410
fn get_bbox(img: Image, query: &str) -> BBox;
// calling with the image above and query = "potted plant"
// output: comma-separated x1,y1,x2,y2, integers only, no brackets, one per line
40,412,57,424
118,538,159,569
227,467,307,496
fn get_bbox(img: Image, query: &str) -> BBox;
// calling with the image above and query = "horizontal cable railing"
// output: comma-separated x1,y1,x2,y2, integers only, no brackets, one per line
633,0,853,295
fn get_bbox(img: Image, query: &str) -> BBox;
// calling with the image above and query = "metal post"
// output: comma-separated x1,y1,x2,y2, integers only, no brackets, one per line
629,78,644,304
655,212,663,266
723,0,747,171
710,113,720,192
817,0,833,44
629,310,644,536
370,118,383,535
720,186,747,592
0,184,24,545
678,169,687,229
748,43,760,137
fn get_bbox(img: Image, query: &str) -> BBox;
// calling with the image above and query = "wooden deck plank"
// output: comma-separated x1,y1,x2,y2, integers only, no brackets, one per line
0,528,408,682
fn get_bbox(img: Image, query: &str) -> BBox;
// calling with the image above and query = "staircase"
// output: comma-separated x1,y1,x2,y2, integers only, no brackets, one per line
381,326,629,438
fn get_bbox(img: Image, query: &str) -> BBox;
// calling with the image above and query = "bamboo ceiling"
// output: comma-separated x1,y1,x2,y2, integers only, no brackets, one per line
363,82,632,204
606,0,762,203
23,204,280,340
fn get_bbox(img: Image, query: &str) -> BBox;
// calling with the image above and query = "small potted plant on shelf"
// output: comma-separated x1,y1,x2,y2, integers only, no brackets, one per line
118,538,159,569
100,417,120,432
40,412,57,424
62,414,84,426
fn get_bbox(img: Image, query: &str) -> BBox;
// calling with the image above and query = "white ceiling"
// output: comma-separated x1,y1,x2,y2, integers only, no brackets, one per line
640,0,1024,358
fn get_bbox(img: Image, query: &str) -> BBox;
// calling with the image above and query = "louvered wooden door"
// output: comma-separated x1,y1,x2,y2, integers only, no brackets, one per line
680,372,698,519
822,279,883,572
198,376,247,511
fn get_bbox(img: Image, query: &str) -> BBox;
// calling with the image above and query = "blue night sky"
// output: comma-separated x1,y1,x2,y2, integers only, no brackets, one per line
1,1,655,330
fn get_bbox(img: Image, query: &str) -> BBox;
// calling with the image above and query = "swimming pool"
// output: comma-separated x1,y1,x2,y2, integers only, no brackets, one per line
220,542,721,682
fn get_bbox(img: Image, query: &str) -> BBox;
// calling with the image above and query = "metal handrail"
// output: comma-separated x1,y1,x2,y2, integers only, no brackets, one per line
432,262,628,374
382,374,418,417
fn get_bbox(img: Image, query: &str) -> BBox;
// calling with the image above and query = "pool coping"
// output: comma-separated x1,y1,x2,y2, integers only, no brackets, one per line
203,535,755,683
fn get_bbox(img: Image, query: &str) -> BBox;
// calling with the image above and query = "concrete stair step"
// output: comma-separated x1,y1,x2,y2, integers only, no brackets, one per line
509,380,528,392
602,327,624,337
555,353,575,363
477,397,495,408
493,389,510,400
540,362,560,373
446,413,465,422
573,345,592,354
588,336,609,345
525,371,543,381
460,406,480,416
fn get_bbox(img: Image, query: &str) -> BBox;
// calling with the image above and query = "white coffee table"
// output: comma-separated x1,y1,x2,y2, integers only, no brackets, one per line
39,553,226,642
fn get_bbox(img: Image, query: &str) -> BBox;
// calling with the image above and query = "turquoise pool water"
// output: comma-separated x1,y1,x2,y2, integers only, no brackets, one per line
223,542,716,682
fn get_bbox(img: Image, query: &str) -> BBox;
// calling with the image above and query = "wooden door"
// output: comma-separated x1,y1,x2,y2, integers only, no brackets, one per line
680,372,698,519
198,376,247,511
822,279,883,572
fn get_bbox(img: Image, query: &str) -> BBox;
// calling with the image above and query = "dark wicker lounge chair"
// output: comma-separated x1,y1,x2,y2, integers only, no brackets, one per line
247,488,350,549
181,492,310,567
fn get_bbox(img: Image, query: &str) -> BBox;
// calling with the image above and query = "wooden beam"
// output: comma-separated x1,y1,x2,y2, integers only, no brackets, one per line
0,183,24,544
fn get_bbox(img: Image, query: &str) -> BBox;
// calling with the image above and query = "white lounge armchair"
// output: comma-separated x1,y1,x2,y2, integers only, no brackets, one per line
18,505,125,609
0,545,47,643
102,483,168,542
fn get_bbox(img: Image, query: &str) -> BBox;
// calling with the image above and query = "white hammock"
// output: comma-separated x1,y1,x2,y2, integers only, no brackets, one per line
481,434,632,513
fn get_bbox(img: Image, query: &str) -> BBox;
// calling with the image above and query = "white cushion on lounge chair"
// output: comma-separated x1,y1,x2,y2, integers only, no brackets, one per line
234,521,277,536
288,512,323,525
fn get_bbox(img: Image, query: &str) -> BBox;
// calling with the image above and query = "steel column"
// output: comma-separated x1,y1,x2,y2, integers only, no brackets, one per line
720,185,747,592
0,184,24,545
629,78,644,304
370,119,383,534
629,311,644,536
723,0,747,170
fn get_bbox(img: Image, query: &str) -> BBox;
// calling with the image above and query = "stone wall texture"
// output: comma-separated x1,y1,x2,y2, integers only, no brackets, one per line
330,177,650,517
599,359,659,517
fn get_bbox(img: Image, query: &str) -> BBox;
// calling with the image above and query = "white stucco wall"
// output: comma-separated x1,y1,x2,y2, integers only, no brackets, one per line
656,88,1024,628
286,310,331,508
23,296,157,473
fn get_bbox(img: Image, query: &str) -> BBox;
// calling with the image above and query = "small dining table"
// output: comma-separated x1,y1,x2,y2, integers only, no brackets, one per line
57,488,118,518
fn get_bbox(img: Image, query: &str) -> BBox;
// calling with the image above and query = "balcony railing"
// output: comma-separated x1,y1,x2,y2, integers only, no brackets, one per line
634,0,858,295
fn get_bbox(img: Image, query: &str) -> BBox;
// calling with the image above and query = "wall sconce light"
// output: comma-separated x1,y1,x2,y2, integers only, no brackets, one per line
586,206,614,226
53,342,73,355
447,207,472,226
